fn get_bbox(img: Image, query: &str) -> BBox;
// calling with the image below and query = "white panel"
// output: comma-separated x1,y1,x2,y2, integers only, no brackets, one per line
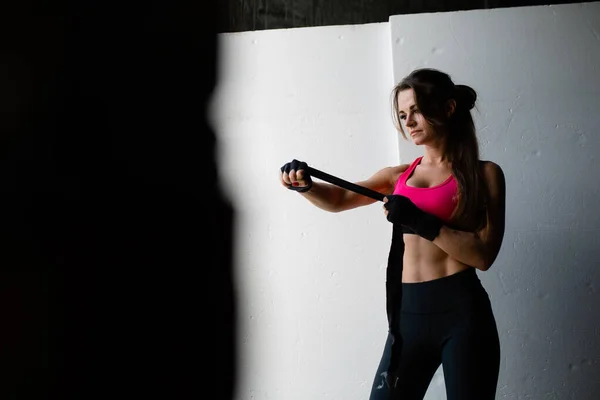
210,22,398,400
390,2,600,399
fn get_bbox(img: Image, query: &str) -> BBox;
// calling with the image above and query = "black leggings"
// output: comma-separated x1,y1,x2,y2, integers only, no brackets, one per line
369,268,500,400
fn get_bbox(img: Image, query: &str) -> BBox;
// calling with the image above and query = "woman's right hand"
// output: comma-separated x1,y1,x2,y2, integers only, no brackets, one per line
280,159,313,193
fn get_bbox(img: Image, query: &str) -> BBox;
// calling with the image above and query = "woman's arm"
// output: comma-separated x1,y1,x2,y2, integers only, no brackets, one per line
281,163,409,213
432,161,506,271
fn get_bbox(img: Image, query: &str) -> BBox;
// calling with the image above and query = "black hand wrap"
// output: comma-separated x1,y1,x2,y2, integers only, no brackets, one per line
280,159,313,193
384,195,443,241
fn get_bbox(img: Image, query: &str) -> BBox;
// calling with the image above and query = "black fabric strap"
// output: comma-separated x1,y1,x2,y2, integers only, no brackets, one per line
385,224,405,383
306,166,385,202
306,165,403,381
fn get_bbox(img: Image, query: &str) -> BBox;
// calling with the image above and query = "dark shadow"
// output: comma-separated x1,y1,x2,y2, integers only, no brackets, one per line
219,0,588,32
0,1,236,399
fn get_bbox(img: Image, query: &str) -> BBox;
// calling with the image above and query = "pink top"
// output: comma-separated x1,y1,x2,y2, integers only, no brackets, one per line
392,156,458,223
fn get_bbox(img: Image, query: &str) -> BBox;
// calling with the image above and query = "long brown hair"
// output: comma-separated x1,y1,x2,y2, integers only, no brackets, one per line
391,68,488,231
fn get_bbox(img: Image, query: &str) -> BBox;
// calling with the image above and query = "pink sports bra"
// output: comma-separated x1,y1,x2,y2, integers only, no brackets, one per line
392,156,458,223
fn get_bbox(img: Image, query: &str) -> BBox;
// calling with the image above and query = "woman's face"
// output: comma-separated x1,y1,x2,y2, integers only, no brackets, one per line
397,88,438,146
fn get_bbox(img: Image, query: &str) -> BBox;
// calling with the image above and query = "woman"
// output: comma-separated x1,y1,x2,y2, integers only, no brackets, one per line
279,68,506,400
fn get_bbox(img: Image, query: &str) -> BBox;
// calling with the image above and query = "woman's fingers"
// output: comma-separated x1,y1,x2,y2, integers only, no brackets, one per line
281,168,307,187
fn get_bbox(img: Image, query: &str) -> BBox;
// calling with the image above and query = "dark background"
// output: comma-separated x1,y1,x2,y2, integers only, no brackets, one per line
221,0,585,32
0,1,234,399
0,0,584,399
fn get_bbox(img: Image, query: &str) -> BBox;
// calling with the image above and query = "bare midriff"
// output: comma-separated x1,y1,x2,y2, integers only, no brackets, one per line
401,234,470,283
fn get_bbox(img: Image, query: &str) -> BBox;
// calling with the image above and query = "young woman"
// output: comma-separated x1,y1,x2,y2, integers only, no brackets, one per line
280,68,506,400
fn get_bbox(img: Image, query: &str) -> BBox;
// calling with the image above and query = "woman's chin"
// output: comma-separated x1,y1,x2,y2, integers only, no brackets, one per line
411,134,434,146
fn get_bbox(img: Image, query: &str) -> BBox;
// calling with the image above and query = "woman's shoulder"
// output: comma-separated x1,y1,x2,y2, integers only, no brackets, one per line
390,163,411,174
479,160,504,175
393,156,421,173
479,160,505,188
381,163,411,189
385,163,412,179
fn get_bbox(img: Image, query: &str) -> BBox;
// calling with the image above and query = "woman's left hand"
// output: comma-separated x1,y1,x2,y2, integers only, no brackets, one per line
383,195,443,241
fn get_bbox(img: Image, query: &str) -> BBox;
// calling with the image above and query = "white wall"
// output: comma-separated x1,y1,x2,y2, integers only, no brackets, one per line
210,23,397,400
390,3,600,399
210,2,600,399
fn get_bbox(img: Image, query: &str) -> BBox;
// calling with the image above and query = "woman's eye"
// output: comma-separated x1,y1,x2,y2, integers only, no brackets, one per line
400,115,406,120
